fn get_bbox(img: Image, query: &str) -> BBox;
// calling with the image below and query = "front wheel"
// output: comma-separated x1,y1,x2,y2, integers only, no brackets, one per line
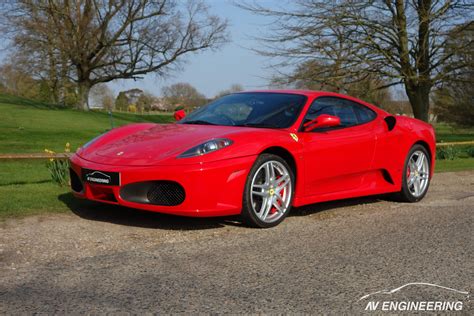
241,154,295,228
395,144,431,202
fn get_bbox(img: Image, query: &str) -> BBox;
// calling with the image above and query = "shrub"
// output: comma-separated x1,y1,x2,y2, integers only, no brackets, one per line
127,104,137,112
436,146,461,160
466,147,474,158
44,143,70,186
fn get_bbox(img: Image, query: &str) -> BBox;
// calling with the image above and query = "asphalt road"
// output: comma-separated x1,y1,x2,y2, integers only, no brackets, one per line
1,171,472,314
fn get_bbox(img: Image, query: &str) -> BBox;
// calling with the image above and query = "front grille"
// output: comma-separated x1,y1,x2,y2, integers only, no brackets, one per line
70,168,83,192
147,181,185,206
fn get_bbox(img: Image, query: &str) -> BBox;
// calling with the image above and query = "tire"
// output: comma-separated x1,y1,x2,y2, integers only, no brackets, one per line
241,154,295,228
394,144,431,202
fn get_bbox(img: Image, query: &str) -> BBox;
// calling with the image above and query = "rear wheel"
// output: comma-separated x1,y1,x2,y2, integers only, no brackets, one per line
395,144,431,202
242,154,294,228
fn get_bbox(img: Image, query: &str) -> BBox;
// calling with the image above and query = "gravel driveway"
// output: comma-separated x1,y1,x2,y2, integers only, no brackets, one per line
1,171,472,314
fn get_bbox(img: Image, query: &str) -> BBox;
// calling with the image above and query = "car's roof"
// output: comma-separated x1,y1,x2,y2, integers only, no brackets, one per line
240,89,324,96
238,89,388,115
238,89,365,99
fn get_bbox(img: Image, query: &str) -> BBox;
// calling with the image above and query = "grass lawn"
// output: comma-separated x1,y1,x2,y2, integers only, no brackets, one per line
0,94,174,154
434,158,474,172
0,160,70,218
435,123,474,143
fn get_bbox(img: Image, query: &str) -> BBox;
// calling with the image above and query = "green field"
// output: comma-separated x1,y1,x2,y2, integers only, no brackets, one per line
0,93,473,219
0,94,174,154
435,123,474,143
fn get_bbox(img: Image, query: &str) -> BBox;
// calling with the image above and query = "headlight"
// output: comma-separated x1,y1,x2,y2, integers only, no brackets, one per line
178,138,233,158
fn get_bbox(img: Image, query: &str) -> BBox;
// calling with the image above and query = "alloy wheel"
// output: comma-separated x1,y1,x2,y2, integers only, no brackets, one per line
406,150,430,197
250,160,292,223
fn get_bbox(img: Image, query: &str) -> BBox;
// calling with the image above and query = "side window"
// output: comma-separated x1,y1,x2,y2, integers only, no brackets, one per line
304,97,358,128
333,104,358,126
304,97,339,122
303,97,376,131
347,100,377,123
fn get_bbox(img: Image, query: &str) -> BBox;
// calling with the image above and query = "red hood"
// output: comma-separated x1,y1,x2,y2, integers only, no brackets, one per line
77,123,290,166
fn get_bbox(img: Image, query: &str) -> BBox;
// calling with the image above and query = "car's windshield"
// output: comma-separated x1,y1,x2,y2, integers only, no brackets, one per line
179,92,307,128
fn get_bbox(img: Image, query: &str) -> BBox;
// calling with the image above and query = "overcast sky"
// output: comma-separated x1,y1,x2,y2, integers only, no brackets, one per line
110,0,277,98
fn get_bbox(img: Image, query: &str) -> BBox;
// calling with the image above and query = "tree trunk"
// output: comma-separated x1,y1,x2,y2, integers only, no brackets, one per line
58,52,68,106
405,84,431,122
78,82,91,111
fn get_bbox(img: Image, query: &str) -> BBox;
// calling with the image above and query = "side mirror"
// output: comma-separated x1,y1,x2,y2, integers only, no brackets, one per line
303,114,341,132
174,109,186,121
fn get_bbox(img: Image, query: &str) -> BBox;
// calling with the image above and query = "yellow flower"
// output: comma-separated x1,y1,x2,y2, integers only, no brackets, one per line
49,158,54,162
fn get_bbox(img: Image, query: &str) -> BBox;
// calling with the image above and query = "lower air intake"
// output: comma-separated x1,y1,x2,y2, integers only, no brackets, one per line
147,181,185,206
70,168,83,192
120,181,185,206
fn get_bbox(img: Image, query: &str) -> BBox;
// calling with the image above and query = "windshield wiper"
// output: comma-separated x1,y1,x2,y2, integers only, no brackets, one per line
236,123,278,128
181,120,216,125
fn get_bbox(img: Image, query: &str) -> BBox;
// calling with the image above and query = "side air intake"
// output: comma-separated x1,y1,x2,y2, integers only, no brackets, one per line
384,116,397,131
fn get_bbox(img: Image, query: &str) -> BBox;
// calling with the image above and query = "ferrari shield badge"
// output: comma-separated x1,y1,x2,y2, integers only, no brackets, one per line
290,133,298,142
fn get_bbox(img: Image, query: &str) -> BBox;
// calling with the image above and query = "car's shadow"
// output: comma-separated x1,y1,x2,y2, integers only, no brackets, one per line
58,193,388,230
291,195,387,217
58,193,243,231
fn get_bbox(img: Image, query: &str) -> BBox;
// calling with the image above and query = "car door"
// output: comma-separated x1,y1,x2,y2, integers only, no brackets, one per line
299,96,377,197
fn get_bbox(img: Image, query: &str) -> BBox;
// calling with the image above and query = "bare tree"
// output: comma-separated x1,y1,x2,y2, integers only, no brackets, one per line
90,83,114,109
162,82,207,109
215,83,244,98
434,21,473,126
239,0,473,121
3,0,227,110
270,59,392,107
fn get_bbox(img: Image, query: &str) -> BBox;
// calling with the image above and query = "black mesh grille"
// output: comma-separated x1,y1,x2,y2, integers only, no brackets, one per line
70,168,83,192
147,181,185,206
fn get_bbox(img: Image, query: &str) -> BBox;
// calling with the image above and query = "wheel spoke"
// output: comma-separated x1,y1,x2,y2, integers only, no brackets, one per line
408,174,416,186
272,199,284,213
410,160,417,173
260,197,273,220
252,189,266,197
269,162,276,181
264,163,271,184
275,193,284,205
414,178,421,196
276,176,290,193
258,196,269,216
416,154,425,170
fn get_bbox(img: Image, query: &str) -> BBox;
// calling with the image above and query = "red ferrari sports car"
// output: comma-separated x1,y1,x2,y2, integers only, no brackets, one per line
70,90,435,227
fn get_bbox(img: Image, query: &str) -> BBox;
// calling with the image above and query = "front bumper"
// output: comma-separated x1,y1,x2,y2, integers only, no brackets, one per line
70,154,256,217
